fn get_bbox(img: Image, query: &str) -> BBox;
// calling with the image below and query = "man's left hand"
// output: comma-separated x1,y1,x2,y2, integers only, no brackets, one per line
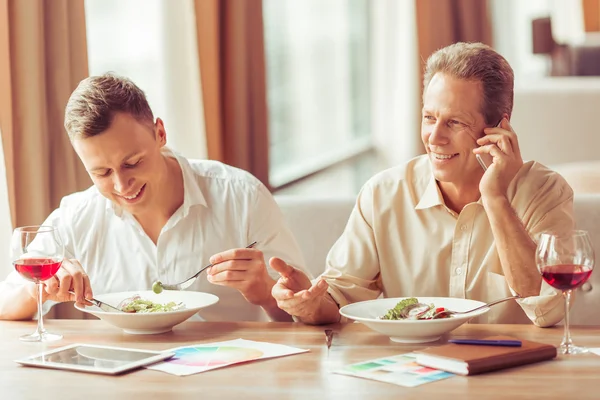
207,247,274,306
473,118,524,199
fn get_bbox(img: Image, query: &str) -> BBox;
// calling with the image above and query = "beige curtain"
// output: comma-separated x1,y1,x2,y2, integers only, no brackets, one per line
415,0,493,75
194,0,271,189
582,0,600,32
0,0,90,229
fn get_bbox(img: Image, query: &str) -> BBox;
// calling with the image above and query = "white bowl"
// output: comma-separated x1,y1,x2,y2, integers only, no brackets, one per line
339,297,490,343
75,290,219,335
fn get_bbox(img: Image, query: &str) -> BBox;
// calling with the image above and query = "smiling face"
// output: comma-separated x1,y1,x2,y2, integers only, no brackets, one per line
72,112,168,216
421,73,487,188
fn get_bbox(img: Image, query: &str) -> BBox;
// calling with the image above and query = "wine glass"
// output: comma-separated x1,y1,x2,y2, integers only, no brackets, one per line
536,230,595,355
11,225,64,342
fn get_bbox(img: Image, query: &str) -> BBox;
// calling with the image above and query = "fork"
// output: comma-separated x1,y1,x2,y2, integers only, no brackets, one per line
154,241,258,292
69,291,123,313
432,295,521,319
62,249,124,313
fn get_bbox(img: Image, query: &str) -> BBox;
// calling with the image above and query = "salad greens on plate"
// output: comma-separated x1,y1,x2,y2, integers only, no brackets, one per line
381,297,449,320
120,296,185,313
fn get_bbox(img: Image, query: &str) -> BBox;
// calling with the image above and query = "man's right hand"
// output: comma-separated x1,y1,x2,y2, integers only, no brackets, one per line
35,259,93,308
270,257,340,324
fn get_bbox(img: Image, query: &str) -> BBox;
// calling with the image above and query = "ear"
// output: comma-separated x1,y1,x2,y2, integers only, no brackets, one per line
154,118,167,147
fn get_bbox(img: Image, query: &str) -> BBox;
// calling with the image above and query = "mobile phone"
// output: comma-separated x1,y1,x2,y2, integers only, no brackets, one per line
476,119,503,171
476,152,493,171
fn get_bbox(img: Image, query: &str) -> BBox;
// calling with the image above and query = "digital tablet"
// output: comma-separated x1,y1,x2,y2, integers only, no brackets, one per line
14,343,175,375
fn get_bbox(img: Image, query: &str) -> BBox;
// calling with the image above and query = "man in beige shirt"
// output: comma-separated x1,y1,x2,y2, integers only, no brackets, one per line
269,42,573,327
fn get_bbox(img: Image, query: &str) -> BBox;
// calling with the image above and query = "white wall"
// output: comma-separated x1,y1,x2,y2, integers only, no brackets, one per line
511,77,600,166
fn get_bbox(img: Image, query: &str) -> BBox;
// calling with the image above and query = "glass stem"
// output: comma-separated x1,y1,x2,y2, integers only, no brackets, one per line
36,282,45,336
561,290,572,348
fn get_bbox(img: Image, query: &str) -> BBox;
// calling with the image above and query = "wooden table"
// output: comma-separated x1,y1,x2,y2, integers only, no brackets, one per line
1,320,599,400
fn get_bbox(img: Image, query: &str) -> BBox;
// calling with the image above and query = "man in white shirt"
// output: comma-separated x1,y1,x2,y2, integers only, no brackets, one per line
270,42,574,327
0,73,307,322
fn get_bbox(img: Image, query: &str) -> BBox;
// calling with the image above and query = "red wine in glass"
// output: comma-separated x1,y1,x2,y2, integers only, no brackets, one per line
14,258,62,283
540,264,593,291
536,230,595,355
10,225,65,342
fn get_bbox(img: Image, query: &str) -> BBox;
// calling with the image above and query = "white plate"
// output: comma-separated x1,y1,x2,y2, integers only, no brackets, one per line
339,297,490,343
75,290,219,335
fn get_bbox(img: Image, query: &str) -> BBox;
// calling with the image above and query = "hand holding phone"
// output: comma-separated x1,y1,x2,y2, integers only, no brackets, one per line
476,119,503,171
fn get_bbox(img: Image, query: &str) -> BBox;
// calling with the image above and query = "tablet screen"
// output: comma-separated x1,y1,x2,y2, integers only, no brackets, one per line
16,344,174,374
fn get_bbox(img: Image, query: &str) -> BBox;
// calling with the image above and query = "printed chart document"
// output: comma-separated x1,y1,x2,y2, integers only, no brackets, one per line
333,353,454,387
146,338,308,376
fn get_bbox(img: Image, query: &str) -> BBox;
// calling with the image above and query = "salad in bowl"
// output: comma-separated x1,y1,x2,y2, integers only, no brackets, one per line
340,297,490,343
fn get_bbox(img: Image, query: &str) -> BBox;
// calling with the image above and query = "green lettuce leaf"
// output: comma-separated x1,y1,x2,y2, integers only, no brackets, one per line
381,297,418,320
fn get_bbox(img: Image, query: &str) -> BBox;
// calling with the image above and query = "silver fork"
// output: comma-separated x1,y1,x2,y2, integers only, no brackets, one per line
62,248,124,313
432,295,521,319
154,241,258,292
69,291,123,313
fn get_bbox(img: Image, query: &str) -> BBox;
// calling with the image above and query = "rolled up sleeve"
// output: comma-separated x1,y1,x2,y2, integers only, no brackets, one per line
518,171,575,327
513,282,564,327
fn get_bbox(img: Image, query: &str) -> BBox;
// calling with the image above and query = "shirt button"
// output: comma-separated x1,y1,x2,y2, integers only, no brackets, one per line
455,267,462,275
460,224,467,231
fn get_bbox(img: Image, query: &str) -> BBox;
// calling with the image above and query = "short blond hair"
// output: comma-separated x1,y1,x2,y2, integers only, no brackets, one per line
64,73,154,140
423,42,514,125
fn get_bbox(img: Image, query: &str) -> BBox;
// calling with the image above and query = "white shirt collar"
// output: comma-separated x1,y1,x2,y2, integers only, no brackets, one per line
105,147,207,218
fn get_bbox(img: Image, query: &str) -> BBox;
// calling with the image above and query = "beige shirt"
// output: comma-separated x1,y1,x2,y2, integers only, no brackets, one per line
322,155,574,327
